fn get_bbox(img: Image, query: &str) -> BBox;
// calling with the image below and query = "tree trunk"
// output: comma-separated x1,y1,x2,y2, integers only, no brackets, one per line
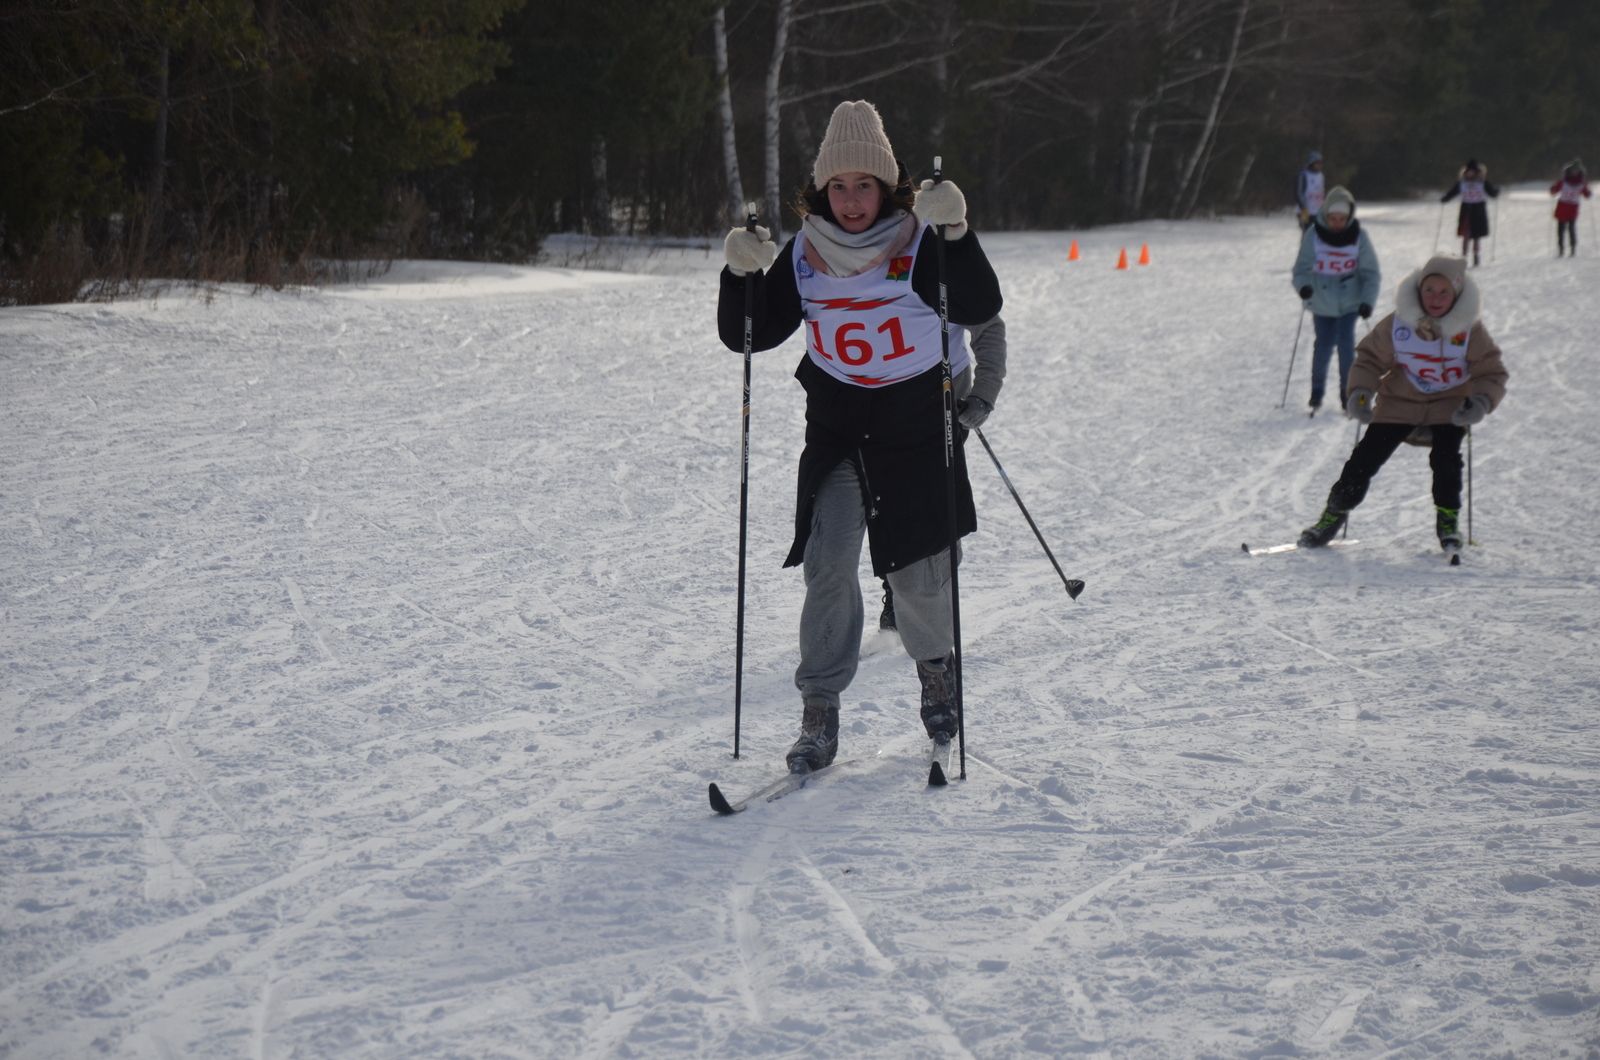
1132,118,1156,218
712,5,745,224
762,0,794,239
1170,0,1250,216
142,38,171,267
929,0,952,148
589,134,612,236
250,0,280,282
1228,147,1258,207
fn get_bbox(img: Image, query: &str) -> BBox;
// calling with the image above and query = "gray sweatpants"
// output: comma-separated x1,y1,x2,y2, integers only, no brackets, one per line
795,461,955,709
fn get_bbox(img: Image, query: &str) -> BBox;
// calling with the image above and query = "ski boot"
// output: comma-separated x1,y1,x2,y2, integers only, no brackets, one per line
879,578,897,632
1298,506,1348,548
785,696,838,774
917,654,958,745
1436,506,1463,551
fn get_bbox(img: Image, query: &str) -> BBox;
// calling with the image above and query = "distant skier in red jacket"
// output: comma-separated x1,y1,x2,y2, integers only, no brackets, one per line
1549,160,1591,257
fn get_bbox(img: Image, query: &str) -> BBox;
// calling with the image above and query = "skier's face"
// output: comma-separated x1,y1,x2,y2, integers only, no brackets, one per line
1420,275,1457,318
827,172,884,233
1325,210,1350,232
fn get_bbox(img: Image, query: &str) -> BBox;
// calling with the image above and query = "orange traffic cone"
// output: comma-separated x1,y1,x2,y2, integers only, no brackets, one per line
1138,243,1151,265
1115,247,1129,270
1068,239,1080,262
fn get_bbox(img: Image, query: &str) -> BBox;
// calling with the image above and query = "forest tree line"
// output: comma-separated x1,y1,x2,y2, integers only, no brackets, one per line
3,0,1596,302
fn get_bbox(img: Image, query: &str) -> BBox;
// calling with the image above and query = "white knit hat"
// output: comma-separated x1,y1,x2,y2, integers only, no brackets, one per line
1419,254,1466,293
812,100,899,188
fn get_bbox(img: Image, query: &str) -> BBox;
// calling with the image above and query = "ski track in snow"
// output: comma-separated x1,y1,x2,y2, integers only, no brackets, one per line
3,199,1599,1057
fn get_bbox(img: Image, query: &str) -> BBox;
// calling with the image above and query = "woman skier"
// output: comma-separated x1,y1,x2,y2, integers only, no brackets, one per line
715,100,1003,772
1291,185,1381,413
1549,159,1592,257
1441,159,1500,266
1298,255,1507,553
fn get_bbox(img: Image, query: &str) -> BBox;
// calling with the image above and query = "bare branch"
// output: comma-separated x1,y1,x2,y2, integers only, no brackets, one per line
0,68,101,117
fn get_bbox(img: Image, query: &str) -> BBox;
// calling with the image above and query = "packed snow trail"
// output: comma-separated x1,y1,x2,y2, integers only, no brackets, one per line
3,197,1598,1057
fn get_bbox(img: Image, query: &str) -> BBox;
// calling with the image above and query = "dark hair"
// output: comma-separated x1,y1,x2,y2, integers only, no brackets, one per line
793,160,916,224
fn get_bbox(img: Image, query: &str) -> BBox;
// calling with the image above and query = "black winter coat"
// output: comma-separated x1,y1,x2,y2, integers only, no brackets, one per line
716,226,1004,574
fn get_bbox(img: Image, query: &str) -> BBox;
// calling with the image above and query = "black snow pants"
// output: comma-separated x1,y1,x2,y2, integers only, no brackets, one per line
1328,423,1466,513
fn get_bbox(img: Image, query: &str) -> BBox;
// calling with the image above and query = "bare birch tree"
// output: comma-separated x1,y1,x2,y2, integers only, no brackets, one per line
761,0,794,235
712,5,746,223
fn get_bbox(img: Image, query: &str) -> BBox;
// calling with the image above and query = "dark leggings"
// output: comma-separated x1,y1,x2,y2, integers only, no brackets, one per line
1329,423,1466,512
1558,219,1578,253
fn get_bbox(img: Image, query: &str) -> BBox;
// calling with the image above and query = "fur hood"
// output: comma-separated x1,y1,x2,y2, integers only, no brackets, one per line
1393,258,1480,339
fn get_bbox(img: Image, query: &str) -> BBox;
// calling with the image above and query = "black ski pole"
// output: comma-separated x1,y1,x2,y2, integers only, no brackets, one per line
1341,318,1371,539
1467,425,1474,545
1279,306,1306,409
932,155,967,781
732,202,758,758
1491,197,1499,263
974,428,1085,600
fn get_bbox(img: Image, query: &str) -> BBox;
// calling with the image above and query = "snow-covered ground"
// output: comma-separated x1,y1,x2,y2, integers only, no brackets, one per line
3,189,1598,1058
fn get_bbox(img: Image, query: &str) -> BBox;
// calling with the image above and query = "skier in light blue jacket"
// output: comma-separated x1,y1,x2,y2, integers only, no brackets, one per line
1291,184,1381,413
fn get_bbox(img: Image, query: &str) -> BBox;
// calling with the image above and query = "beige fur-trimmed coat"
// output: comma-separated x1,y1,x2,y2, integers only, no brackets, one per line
1350,266,1508,426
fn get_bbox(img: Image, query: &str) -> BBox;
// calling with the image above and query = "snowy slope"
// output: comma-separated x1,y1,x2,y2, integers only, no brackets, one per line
2,191,1598,1058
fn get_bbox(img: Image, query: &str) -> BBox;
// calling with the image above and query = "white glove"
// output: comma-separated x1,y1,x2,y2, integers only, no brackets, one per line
957,395,992,430
1451,393,1491,427
724,226,777,276
1345,388,1375,424
914,179,967,239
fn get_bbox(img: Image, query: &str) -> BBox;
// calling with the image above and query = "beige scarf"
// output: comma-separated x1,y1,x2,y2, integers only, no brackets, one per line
800,211,919,277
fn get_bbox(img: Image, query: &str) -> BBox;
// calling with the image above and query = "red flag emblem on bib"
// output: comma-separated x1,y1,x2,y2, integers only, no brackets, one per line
886,256,912,281
1450,332,1468,347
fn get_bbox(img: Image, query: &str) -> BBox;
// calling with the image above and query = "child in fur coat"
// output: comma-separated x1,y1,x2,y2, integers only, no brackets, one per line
1299,255,1507,552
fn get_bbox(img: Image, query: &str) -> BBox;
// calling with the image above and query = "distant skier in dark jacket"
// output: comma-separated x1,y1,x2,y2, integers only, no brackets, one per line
1549,159,1591,257
716,99,1003,774
1441,159,1499,266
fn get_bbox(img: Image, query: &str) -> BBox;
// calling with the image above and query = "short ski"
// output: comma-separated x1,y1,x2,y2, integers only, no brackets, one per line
709,761,844,815
1241,539,1359,556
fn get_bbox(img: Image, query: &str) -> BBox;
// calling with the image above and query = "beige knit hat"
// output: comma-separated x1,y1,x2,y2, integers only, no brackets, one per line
1419,254,1466,293
812,100,899,188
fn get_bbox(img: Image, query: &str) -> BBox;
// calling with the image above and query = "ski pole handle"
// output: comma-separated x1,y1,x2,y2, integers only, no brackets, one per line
933,155,943,185
744,201,758,233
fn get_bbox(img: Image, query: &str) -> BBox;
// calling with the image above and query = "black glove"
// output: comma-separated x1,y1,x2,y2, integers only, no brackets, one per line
1298,286,1312,301
1359,303,1373,319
